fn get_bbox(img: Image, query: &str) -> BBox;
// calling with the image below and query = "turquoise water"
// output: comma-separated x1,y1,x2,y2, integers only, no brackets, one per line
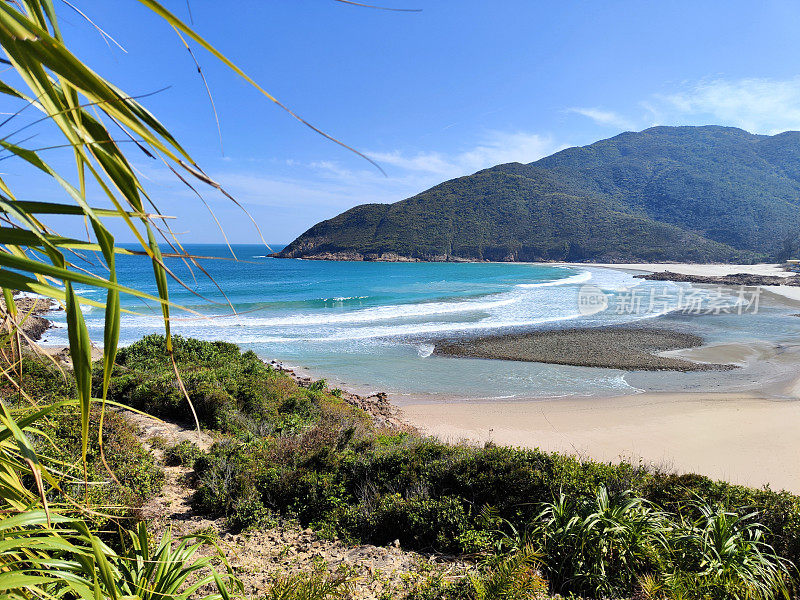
40,245,800,400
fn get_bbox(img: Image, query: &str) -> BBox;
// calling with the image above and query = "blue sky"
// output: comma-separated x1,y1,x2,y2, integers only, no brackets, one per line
9,0,800,243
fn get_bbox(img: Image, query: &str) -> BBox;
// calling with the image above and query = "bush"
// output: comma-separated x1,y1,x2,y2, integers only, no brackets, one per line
31,406,163,514
193,420,800,578
531,488,666,597
164,440,203,468
2,356,76,403
100,335,368,436
227,490,274,532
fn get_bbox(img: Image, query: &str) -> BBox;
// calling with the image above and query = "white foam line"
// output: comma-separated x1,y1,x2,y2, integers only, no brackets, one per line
104,295,521,328
229,312,585,343
516,270,592,288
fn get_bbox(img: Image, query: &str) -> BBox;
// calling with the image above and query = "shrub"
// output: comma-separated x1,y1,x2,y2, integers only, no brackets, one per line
262,571,353,600
531,487,667,597
660,503,792,600
2,356,77,403
164,440,203,468
31,405,163,514
100,335,367,436
227,490,275,532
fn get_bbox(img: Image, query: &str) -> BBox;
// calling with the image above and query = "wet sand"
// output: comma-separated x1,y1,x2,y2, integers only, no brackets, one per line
433,327,733,371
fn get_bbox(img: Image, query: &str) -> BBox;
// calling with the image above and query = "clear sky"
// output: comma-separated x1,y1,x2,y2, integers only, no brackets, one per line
9,0,800,243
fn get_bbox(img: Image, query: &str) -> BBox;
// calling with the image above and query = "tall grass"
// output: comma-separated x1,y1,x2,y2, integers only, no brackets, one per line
528,487,792,599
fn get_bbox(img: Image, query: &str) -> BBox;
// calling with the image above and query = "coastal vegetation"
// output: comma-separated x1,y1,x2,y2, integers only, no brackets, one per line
13,335,800,599
0,0,317,597
277,126,800,263
0,1,797,599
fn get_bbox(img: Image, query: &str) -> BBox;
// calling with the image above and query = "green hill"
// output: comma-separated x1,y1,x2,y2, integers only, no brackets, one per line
277,126,800,262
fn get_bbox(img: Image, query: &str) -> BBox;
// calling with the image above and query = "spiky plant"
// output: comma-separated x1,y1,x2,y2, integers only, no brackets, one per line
116,523,242,600
531,486,668,598
0,1,372,597
468,545,547,600
664,503,791,600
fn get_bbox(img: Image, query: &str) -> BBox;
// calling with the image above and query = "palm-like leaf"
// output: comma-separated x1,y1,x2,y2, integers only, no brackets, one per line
0,1,355,597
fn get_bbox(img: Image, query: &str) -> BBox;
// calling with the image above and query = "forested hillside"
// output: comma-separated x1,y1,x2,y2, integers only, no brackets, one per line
277,126,800,263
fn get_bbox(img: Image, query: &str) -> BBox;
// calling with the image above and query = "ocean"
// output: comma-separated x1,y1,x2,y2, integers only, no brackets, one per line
41,244,800,401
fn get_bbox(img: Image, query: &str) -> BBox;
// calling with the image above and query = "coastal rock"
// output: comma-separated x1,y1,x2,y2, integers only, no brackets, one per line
0,295,56,342
634,271,800,287
272,362,413,431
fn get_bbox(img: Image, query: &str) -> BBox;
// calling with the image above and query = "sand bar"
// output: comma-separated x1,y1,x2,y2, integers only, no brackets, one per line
433,326,733,371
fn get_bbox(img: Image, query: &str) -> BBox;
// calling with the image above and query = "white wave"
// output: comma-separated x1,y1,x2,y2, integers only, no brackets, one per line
117,295,520,329
229,312,584,343
13,291,46,300
417,343,435,357
324,296,369,302
516,270,592,288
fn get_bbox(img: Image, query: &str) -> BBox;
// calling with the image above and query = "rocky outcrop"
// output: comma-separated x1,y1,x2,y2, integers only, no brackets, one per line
269,361,414,431
634,271,800,286
1,295,57,342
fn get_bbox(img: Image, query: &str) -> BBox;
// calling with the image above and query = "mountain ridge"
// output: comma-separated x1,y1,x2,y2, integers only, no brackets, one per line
276,126,800,263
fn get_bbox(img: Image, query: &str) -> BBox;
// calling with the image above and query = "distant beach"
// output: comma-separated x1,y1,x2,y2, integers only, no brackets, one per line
401,261,800,492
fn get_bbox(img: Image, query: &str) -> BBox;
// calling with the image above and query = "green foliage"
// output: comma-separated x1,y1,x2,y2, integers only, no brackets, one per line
261,571,353,600
164,440,203,468
468,547,548,600
279,126,800,263
34,405,163,513
3,356,163,514
227,490,276,532
116,522,243,600
1,357,76,402
192,396,800,597
0,0,322,593
101,334,366,436
657,504,792,600
531,487,667,597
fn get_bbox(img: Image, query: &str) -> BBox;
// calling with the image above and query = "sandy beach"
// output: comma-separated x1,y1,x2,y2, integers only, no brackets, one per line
402,262,800,493
400,390,800,492
570,261,800,303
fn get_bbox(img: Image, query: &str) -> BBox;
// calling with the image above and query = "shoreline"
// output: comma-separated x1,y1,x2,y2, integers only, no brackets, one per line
401,262,800,492
29,261,800,491
264,359,413,431
2,296,58,341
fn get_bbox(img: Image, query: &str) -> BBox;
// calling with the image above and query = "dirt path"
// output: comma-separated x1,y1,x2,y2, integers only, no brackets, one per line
125,410,470,599
124,410,213,522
